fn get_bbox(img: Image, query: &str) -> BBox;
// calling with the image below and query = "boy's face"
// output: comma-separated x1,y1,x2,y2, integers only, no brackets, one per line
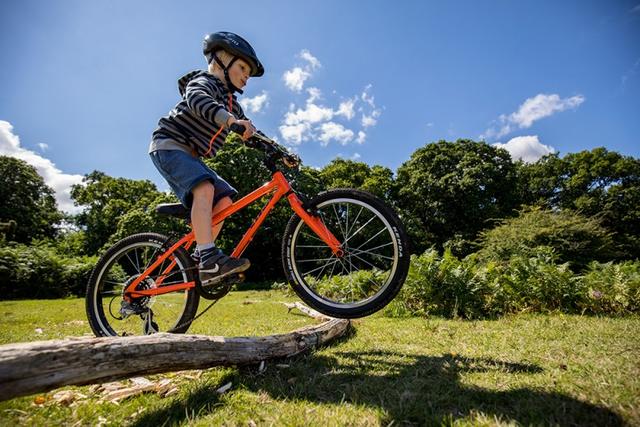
228,58,252,90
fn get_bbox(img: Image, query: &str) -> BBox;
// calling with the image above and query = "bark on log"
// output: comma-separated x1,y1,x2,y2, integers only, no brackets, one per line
0,310,350,401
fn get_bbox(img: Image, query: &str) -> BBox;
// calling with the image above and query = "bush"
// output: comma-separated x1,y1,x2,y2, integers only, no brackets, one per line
480,247,578,316
475,207,617,271
577,261,640,314
384,248,639,319
384,249,489,319
0,242,97,299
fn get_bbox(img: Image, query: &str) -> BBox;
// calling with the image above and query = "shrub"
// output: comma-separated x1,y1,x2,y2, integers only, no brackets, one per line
475,207,617,271
0,242,97,299
384,247,638,319
577,260,640,314
384,249,489,319
481,247,578,316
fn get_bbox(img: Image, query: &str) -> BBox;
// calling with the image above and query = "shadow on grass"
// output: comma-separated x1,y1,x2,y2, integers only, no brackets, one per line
133,345,623,426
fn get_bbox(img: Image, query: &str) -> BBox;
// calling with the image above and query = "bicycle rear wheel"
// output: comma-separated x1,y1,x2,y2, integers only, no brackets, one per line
86,233,200,337
282,189,410,318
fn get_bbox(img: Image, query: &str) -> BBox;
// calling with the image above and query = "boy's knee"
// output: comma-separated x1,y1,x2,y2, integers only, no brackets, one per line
192,180,215,199
218,196,233,207
214,196,233,211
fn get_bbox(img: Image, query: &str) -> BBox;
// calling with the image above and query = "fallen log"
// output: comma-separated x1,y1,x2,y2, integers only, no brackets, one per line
0,305,350,401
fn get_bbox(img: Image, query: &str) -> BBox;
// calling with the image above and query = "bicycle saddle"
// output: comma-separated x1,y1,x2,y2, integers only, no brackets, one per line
155,203,189,218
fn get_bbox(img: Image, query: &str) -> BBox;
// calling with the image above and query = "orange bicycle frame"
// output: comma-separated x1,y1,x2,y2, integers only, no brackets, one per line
124,171,342,299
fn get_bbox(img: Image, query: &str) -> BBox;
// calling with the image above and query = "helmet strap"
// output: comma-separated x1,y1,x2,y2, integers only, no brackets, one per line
213,53,243,94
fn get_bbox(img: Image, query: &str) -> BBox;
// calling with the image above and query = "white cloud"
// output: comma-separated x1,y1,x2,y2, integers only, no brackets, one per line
278,123,311,145
0,120,83,213
38,142,49,151
306,87,322,104
483,93,585,139
239,91,269,114
283,67,311,92
361,84,375,107
352,152,361,160
282,49,322,93
300,49,321,70
284,103,334,125
336,98,356,120
279,55,380,145
493,135,556,163
318,122,354,146
361,109,381,128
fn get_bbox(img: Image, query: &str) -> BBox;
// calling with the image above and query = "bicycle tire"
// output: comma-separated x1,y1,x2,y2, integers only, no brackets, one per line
86,232,200,336
282,189,410,318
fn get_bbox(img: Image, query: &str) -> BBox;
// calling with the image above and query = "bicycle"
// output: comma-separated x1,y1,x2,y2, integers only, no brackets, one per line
86,124,411,337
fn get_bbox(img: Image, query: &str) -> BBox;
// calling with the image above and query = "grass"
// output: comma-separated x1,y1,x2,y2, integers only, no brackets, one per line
0,290,638,426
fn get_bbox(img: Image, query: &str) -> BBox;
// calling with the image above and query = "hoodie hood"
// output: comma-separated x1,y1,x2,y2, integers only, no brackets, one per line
177,70,208,97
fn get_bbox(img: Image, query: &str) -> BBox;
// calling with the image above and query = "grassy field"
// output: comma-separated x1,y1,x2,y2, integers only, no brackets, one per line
0,290,638,426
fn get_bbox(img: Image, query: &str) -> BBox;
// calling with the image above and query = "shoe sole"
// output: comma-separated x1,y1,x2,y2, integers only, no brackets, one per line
200,262,251,287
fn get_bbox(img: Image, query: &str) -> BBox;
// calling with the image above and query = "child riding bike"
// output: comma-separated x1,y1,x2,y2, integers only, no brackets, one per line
147,31,262,308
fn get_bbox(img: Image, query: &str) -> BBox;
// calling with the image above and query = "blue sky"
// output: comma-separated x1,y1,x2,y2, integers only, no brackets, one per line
1,0,639,212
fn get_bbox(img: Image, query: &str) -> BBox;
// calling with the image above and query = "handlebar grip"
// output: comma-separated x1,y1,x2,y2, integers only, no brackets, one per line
229,122,246,135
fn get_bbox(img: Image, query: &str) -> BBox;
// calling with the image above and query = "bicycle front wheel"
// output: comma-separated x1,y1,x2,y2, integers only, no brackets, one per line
282,189,410,318
86,233,200,337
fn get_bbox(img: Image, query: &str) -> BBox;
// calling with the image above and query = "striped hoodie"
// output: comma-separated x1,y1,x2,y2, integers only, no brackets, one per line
150,70,248,158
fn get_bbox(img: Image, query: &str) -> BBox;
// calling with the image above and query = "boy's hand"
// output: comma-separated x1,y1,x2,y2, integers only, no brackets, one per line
227,118,255,140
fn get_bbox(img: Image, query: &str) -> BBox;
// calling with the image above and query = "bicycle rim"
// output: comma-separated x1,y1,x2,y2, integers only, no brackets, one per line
90,240,194,336
289,197,399,310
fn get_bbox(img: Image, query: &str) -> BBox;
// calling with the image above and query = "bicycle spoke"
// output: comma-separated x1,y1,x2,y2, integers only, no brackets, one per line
350,226,389,253
301,258,339,277
124,252,139,274
350,251,388,274
143,246,159,271
296,256,339,263
134,248,141,273
346,206,364,238
343,215,377,245
333,203,350,243
301,231,325,243
311,252,337,281
350,246,395,261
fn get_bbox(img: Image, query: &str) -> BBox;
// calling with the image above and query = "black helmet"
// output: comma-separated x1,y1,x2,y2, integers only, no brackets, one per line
203,32,264,77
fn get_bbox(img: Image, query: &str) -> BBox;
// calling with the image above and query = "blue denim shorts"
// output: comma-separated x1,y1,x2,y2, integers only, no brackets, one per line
150,149,237,208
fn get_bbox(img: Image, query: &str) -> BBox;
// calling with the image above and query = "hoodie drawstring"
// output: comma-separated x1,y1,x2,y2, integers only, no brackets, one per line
203,93,234,157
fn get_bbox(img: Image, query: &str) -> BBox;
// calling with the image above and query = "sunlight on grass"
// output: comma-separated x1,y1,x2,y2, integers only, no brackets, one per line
0,291,638,426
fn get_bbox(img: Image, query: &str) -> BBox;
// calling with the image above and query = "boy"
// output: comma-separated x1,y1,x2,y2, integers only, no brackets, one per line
149,32,264,287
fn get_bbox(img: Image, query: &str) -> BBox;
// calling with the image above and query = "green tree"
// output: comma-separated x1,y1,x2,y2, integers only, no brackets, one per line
521,148,640,259
71,171,160,254
112,192,190,242
0,156,62,243
396,140,521,255
319,158,395,204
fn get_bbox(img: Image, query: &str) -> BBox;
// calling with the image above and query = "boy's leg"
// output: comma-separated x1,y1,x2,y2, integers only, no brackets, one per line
211,196,233,241
191,183,249,286
191,181,215,245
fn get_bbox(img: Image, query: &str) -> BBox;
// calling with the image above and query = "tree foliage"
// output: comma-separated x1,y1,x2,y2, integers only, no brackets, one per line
0,156,62,243
319,158,395,204
71,171,160,254
395,140,521,254
521,147,640,259
474,207,617,271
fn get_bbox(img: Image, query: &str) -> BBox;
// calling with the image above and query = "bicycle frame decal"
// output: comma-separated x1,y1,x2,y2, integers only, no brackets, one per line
124,171,342,299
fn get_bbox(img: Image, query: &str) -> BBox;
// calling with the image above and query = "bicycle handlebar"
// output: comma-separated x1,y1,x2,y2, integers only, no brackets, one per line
229,123,301,169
